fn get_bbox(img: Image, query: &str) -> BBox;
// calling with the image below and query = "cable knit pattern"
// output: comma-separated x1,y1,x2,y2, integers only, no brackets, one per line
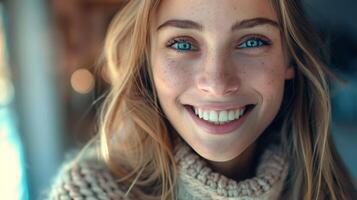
49,155,133,200
49,141,288,200
174,140,289,200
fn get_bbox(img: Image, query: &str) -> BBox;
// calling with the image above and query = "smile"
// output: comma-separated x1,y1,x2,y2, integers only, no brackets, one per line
184,104,255,135
193,106,246,124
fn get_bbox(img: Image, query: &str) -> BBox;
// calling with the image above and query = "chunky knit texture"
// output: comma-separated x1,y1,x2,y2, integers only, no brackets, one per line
48,152,133,200
174,141,288,200
49,140,288,200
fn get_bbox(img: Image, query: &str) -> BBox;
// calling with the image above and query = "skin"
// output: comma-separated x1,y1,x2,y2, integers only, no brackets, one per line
150,0,294,180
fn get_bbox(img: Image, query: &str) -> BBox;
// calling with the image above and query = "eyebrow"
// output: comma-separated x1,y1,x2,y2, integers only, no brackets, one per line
232,17,279,30
157,19,203,31
156,17,279,31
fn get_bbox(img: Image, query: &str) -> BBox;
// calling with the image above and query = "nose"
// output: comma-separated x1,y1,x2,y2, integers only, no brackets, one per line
196,53,240,96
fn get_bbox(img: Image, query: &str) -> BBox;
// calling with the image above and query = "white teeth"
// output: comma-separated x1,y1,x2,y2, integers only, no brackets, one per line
240,108,245,116
193,107,246,124
228,111,235,120
218,110,228,122
198,109,203,118
203,111,209,120
209,111,218,121
235,110,240,118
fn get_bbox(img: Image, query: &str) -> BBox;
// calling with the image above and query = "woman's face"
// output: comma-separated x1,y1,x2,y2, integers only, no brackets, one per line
150,0,294,162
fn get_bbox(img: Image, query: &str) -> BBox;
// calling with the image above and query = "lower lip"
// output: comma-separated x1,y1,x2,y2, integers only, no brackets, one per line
185,105,253,135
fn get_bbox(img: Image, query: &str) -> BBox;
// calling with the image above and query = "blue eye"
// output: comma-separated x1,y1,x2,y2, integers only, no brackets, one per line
239,38,269,49
169,39,198,51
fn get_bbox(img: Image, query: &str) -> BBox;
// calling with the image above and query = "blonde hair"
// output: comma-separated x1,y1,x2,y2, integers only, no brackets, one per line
270,1,356,199
95,0,357,199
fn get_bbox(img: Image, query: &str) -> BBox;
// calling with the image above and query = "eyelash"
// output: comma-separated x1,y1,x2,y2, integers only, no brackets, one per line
166,37,199,52
238,36,271,48
166,35,271,52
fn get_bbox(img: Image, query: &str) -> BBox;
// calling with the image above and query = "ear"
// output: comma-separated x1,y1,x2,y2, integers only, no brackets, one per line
285,65,295,80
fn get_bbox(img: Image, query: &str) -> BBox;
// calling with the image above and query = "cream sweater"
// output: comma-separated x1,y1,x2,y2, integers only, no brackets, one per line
49,140,289,200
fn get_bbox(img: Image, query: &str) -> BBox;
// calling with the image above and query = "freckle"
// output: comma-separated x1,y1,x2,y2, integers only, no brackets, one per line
167,59,176,66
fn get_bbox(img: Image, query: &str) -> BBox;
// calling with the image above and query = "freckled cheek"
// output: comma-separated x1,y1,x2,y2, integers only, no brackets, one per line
261,81,285,102
259,73,286,112
240,62,286,103
152,57,194,94
239,59,284,80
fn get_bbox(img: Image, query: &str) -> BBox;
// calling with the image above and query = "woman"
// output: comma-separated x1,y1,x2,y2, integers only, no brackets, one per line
49,0,357,199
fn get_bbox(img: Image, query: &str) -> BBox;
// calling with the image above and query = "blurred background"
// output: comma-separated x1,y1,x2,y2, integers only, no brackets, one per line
0,0,355,199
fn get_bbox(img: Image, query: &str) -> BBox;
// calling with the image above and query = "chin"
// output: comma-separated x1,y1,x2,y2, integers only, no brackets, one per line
187,138,251,162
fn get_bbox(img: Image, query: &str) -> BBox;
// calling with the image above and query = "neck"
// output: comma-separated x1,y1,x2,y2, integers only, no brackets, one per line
207,142,259,181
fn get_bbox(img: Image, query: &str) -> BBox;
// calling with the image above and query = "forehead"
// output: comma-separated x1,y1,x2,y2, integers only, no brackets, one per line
154,0,278,30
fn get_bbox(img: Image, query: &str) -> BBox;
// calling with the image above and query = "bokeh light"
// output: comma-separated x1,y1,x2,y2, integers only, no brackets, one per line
70,68,95,94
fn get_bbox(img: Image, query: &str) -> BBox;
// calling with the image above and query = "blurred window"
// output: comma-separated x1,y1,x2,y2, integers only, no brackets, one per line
0,4,28,200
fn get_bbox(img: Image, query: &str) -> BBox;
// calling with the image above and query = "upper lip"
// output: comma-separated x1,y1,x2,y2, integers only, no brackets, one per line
186,103,255,111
